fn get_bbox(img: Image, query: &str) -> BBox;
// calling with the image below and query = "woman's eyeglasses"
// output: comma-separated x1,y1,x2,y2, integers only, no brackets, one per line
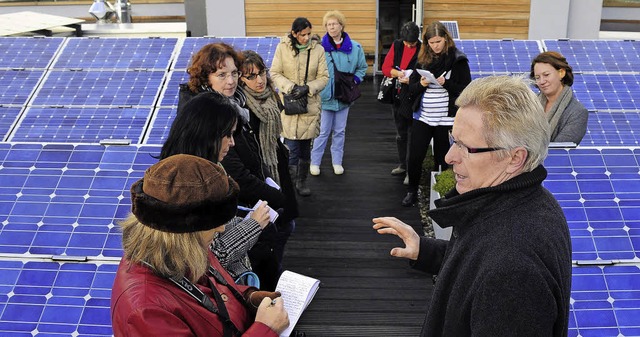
213,70,241,81
243,69,267,81
448,130,504,158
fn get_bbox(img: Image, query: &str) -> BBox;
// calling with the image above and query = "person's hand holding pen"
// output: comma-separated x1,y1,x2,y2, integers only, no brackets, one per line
394,67,411,84
243,201,270,229
436,71,447,86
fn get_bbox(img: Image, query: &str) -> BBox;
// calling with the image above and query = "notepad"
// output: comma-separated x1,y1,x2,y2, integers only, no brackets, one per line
416,69,442,87
276,270,320,337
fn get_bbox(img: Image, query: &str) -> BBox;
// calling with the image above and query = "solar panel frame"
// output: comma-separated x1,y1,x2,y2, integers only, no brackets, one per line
7,106,153,144
0,70,46,107
0,37,64,70
543,39,640,73
173,36,280,70
582,111,640,146
143,107,176,145
30,70,167,108
573,74,640,112
456,40,543,74
157,70,188,108
0,107,24,142
0,259,117,336
50,37,180,71
0,143,160,258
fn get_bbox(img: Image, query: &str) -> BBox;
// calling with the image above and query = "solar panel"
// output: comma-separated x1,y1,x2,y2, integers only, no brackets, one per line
0,37,64,70
0,260,117,336
51,37,179,70
0,70,45,106
173,37,280,70
582,111,640,146
144,107,176,145
456,40,542,74
543,39,640,73
441,21,460,39
570,265,640,337
157,70,188,107
30,70,166,107
573,74,640,112
543,148,640,261
8,107,153,143
0,107,23,142
0,143,159,258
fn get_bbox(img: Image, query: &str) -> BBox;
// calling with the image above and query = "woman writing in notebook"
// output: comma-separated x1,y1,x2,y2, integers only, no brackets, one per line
398,21,471,207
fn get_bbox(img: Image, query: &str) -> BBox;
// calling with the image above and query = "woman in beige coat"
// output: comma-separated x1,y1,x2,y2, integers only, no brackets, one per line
270,17,329,197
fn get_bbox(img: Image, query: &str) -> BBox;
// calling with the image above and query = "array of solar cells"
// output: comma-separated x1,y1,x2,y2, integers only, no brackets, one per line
573,74,640,112
456,40,542,74
157,70,188,107
0,107,22,142
0,70,45,106
543,148,640,261
0,37,64,70
543,40,640,73
173,36,280,70
582,111,640,146
9,107,153,143
0,259,117,336
0,143,159,258
570,265,640,337
50,37,178,70
144,107,177,145
30,70,165,107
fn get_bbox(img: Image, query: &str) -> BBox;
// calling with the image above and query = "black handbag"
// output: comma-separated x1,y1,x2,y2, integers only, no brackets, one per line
283,50,311,116
330,52,361,104
377,76,396,104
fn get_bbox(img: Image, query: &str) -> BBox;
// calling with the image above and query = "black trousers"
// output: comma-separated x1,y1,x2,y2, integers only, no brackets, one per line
406,120,451,193
392,104,412,169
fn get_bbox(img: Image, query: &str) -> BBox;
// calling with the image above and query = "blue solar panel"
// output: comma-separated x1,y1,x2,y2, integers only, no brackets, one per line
174,37,279,70
9,107,152,143
31,70,166,107
544,40,640,73
570,265,640,337
51,37,178,70
544,148,640,261
0,260,117,336
456,40,542,74
0,37,64,70
582,111,640,146
0,107,23,142
0,70,45,106
573,74,640,112
0,143,159,257
157,70,188,107
144,107,176,145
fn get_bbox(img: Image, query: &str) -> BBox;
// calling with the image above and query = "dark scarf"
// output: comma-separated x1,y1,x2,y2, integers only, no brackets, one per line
425,47,457,78
200,85,250,123
239,86,282,184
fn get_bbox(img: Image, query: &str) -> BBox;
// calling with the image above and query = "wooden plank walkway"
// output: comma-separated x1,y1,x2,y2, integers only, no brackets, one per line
283,79,433,336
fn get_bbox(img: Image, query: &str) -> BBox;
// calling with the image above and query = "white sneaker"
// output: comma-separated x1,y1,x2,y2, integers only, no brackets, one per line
403,175,409,185
310,164,320,176
333,164,344,175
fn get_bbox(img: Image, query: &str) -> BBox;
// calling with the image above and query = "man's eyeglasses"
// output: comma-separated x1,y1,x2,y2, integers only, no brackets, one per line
243,69,267,81
448,130,504,158
213,70,241,81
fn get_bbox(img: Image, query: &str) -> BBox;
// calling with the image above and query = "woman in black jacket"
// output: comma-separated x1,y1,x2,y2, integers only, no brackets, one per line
399,21,472,207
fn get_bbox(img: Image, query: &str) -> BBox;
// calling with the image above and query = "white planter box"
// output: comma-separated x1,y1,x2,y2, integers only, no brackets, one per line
430,172,452,241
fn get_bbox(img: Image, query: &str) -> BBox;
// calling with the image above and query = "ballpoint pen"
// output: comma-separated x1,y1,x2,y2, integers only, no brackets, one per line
237,205,255,212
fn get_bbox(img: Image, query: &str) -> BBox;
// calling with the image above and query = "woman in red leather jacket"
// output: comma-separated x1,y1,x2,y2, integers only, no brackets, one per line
110,154,289,336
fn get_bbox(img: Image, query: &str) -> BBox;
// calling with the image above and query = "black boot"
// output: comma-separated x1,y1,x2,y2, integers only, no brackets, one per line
296,160,311,196
402,191,418,207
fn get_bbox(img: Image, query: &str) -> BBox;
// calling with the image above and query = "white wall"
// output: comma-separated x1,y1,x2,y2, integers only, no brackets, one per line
529,0,603,39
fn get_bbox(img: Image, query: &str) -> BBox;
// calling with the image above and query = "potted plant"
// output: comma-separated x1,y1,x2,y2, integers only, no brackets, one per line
429,168,455,240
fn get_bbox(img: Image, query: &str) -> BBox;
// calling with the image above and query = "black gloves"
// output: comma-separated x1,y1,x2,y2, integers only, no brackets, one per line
290,85,309,99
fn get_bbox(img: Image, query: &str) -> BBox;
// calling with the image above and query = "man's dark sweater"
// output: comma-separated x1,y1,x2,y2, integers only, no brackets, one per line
415,165,572,336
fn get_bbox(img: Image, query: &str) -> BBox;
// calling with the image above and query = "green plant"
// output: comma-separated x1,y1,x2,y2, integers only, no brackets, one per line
433,168,456,196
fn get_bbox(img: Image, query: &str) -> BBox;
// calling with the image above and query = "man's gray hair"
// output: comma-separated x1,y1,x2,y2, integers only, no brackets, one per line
455,75,550,172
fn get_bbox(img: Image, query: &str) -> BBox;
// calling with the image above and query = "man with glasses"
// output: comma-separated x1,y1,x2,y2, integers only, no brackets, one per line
373,75,572,336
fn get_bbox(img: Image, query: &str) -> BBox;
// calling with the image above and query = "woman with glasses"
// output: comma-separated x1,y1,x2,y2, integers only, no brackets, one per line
236,50,299,292
399,21,471,207
178,43,292,291
270,17,329,197
309,10,367,176
530,51,588,145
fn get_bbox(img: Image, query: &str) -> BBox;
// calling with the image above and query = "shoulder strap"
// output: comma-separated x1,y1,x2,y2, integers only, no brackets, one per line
393,40,404,67
303,49,311,84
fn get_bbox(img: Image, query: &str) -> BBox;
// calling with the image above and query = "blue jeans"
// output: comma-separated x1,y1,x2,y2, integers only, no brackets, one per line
284,139,311,165
311,107,350,166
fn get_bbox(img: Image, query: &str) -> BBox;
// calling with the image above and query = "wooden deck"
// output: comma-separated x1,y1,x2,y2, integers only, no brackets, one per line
283,79,433,336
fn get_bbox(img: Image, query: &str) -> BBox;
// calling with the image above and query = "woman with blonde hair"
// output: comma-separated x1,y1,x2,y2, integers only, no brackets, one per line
111,154,289,336
270,17,329,196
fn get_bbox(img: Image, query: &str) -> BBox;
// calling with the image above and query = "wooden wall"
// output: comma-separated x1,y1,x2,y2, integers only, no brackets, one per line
423,0,531,40
244,0,377,56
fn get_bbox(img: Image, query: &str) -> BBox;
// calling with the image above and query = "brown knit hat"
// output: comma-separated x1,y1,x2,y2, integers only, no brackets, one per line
130,154,239,233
